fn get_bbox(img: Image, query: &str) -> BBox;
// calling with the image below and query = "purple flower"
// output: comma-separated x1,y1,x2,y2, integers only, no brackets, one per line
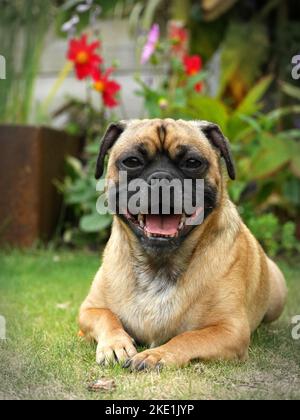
141,24,160,65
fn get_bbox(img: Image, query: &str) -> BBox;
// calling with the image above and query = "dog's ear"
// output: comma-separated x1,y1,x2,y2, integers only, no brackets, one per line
200,122,236,181
95,122,127,179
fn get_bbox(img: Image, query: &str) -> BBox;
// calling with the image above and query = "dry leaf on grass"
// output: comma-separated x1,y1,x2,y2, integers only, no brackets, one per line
87,378,116,393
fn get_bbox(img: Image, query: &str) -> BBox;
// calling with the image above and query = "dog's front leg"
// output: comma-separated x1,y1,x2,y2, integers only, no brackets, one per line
79,308,137,365
124,321,250,371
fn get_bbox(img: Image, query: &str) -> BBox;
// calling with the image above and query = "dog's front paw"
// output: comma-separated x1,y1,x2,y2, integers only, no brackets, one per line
96,329,137,366
123,347,187,371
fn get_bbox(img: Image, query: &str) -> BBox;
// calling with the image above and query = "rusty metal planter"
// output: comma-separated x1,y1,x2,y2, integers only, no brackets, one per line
0,125,82,247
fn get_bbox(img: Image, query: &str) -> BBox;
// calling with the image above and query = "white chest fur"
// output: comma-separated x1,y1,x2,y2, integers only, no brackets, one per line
116,263,186,346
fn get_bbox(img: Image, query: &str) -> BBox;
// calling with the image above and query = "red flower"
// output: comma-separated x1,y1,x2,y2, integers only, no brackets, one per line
92,68,121,108
67,34,102,80
184,55,202,76
195,82,204,93
183,55,204,94
169,24,188,54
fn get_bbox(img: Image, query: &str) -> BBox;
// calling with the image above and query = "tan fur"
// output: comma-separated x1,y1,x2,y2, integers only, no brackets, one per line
79,119,287,369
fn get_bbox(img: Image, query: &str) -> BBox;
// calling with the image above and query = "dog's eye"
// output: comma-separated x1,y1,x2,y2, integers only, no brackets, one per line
184,158,203,169
122,157,143,169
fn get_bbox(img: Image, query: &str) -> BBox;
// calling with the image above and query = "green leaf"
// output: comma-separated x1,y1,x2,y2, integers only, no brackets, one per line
250,134,291,179
229,181,247,202
266,106,300,121
66,180,97,206
280,81,300,101
236,76,273,116
227,77,272,139
186,72,208,90
283,178,300,206
238,115,263,133
280,130,300,140
86,141,101,155
173,88,187,108
218,22,269,97
65,156,83,177
289,140,300,178
142,0,163,30
188,96,229,132
129,3,144,35
80,213,112,233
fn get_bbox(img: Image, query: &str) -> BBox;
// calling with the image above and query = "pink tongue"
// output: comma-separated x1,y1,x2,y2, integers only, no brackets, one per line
145,214,181,236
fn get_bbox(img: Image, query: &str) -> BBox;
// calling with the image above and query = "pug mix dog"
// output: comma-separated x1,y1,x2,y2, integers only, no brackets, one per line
79,119,287,370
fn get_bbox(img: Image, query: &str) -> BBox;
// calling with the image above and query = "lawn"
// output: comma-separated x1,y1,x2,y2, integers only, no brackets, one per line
0,249,299,400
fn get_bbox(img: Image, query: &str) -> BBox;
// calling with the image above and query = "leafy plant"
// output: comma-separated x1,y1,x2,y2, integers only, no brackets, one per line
43,4,123,244
136,22,207,118
58,138,112,245
0,0,54,123
55,97,116,245
218,21,269,102
246,214,299,258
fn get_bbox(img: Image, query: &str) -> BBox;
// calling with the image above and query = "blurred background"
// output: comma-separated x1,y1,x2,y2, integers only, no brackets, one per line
0,0,300,258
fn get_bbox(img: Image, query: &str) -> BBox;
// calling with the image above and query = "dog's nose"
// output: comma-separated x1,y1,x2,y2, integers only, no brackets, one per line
147,171,173,185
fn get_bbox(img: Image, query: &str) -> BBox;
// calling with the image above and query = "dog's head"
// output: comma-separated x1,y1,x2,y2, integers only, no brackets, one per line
95,119,235,254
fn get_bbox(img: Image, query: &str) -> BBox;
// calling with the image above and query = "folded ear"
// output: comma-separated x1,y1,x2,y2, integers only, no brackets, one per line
95,122,127,179
200,122,236,180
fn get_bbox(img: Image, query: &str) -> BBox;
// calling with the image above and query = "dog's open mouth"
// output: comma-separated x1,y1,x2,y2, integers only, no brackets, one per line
124,210,203,239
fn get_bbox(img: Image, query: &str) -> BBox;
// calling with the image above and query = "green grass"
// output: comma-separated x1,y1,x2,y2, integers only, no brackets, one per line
0,249,299,400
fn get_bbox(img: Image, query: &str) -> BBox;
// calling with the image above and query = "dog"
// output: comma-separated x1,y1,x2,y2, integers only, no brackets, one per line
79,119,287,370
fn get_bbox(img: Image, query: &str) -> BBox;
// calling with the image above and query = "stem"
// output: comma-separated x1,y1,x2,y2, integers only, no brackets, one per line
86,81,92,107
42,61,74,111
171,0,190,23
119,95,129,120
256,0,281,22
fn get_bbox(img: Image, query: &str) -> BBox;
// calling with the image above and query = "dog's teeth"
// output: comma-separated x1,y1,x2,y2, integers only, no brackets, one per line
138,214,145,228
179,214,186,230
